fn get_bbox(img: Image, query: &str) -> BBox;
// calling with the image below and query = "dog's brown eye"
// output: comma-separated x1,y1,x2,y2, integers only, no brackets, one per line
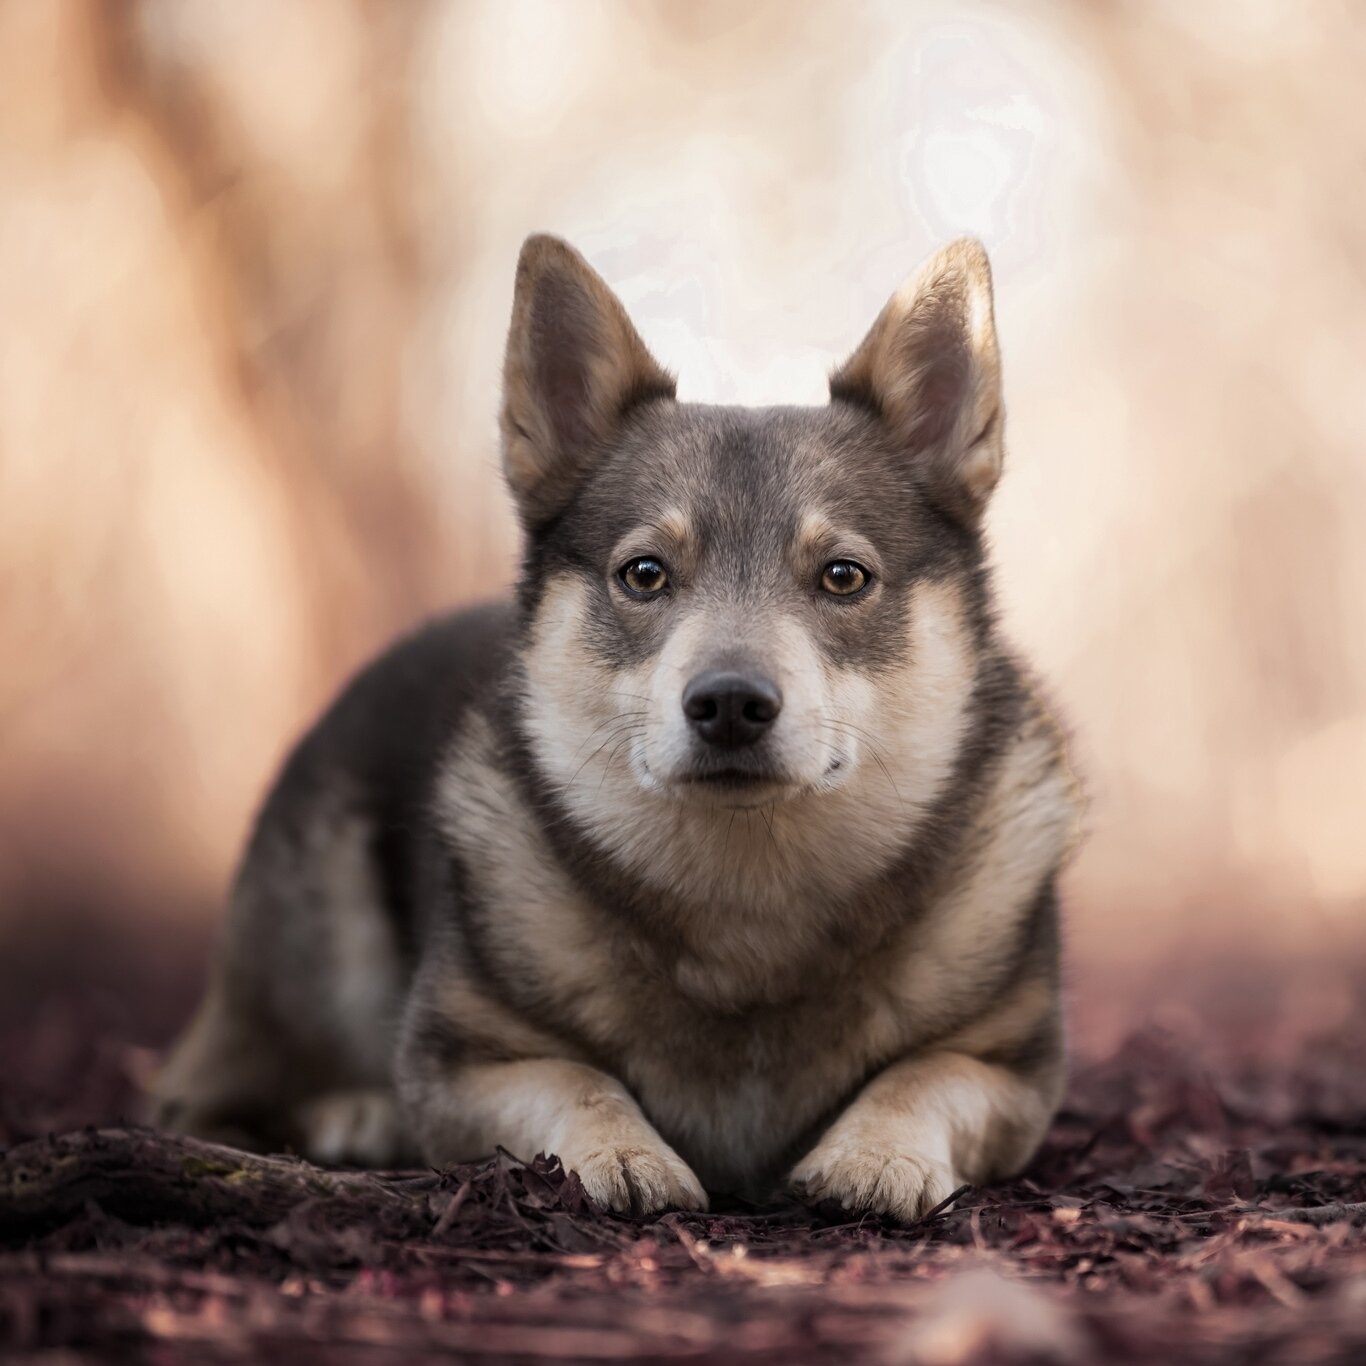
620,557,670,596
820,560,870,596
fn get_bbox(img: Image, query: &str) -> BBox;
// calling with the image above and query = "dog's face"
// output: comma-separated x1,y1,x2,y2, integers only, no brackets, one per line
528,401,978,807
502,237,1005,873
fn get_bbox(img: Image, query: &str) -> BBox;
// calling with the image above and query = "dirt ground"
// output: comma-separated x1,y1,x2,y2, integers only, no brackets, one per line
2,971,1365,1365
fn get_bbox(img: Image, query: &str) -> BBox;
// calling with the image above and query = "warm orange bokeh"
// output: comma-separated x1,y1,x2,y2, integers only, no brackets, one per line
2,2,1362,1017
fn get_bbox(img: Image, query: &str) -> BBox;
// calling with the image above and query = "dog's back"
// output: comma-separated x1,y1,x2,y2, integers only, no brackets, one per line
153,604,514,1160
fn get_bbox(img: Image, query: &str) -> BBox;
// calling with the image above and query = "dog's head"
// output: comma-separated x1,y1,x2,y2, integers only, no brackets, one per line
503,235,1005,885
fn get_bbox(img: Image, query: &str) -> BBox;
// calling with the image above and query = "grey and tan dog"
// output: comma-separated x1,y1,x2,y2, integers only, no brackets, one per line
153,235,1081,1220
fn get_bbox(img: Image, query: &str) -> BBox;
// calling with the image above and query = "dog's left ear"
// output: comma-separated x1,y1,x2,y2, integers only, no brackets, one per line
501,235,676,526
830,239,1003,526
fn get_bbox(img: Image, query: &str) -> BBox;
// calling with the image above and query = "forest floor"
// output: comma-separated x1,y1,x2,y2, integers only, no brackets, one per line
2,973,1365,1365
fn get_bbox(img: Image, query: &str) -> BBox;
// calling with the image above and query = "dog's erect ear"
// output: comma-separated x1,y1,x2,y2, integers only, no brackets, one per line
501,235,675,525
830,239,1003,526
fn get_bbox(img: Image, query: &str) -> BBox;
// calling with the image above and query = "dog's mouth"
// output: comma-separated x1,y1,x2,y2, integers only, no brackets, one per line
637,744,851,805
678,766,778,790
666,754,803,805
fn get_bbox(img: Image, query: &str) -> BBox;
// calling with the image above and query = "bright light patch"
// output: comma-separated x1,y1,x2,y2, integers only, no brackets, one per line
919,130,1019,238
896,17,1059,256
467,0,604,135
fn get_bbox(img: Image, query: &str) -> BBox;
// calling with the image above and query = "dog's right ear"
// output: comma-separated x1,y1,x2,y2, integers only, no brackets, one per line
500,235,675,526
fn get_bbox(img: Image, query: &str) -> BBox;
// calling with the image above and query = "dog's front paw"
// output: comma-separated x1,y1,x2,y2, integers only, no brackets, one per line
566,1141,708,1215
790,1140,959,1222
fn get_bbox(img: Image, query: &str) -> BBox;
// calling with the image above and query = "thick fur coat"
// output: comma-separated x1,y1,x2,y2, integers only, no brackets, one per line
153,236,1081,1219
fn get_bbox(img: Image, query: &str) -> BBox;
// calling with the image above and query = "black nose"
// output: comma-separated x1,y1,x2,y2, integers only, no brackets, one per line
681,670,783,749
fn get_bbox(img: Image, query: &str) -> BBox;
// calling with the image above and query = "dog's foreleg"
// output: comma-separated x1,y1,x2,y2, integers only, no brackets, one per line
401,1056,708,1214
789,1050,1054,1220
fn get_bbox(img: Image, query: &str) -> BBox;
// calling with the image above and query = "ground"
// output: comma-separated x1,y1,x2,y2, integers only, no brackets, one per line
2,976,1365,1364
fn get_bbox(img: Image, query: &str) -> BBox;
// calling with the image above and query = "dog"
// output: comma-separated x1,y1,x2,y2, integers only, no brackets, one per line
151,234,1081,1220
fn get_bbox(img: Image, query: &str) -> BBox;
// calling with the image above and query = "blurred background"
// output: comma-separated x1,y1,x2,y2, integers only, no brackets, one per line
2,0,1363,1055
